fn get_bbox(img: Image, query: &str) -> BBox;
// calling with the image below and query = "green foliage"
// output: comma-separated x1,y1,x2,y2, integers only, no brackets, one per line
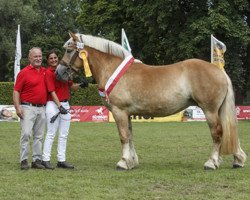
190,0,250,90
0,82,102,105
37,0,80,37
27,35,65,65
0,0,41,81
76,0,250,93
1,0,250,96
77,0,124,40
0,82,14,104
0,0,82,82
0,121,250,199
70,84,103,106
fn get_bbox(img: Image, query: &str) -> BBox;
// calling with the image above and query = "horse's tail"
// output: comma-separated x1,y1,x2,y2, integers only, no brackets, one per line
219,71,239,155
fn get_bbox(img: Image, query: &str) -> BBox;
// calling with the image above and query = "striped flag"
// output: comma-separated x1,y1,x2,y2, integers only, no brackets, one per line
121,28,132,53
211,35,226,70
14,24,22,82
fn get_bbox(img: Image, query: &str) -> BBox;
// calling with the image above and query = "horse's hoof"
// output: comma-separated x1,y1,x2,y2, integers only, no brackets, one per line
204,166,216,170
116,166,127,171
232,164,243,169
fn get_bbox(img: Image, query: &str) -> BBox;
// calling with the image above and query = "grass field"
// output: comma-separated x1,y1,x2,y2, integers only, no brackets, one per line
0,121,249,200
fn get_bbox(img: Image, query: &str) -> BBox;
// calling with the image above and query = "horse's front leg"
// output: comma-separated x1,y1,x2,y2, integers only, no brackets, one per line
128,116,139,167
112,109,138,170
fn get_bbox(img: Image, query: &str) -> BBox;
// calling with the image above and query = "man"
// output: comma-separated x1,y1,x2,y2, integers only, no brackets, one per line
13,47,47,170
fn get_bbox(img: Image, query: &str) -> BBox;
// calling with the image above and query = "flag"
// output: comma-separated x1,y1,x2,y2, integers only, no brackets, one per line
14,24,22,82
121,28,132,52
211,34,226,70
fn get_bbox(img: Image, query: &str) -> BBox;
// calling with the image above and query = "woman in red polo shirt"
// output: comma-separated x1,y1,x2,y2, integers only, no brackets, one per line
42,50,88,169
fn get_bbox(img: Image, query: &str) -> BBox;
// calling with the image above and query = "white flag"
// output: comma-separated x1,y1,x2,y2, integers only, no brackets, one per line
14,24,22,82
211,35,226,70
121,28,132,52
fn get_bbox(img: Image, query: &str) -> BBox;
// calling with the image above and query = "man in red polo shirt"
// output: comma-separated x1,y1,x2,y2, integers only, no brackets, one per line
13,47,47,170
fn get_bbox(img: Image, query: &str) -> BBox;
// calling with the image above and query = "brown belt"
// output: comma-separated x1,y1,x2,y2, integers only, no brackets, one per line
60,99,68,102
21,102,45,107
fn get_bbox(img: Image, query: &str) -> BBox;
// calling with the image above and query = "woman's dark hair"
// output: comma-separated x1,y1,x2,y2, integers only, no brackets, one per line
46,49,59,60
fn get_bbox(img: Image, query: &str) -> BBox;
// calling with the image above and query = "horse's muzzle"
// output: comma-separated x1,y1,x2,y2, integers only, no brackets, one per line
55,64,73,82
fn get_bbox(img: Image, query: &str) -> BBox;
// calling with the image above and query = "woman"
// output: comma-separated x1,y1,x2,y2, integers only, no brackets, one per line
42,50,88,169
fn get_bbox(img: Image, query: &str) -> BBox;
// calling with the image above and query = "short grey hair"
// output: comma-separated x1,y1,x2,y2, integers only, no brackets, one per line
28,47,42,58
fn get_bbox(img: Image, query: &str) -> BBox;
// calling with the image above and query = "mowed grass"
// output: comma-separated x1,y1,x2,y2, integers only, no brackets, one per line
0,121,249,200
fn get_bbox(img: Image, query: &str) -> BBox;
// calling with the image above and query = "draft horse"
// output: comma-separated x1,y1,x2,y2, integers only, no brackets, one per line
56,32,246,170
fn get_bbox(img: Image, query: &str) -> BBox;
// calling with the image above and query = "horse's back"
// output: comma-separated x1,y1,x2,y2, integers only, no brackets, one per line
128,58,227,93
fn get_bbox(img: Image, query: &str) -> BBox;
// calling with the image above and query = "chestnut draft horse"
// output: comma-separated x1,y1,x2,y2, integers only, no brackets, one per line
56,32,246,170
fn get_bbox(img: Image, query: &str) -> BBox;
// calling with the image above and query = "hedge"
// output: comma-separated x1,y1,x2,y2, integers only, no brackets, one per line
70,84,103,105
0,82,103,106
0,82,14,105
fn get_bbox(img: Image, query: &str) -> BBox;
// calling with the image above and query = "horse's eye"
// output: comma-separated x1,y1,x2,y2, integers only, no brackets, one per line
66,48,74,53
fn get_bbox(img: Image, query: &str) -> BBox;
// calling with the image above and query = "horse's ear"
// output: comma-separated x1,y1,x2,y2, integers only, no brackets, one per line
68,31,79,41
68,31,74,38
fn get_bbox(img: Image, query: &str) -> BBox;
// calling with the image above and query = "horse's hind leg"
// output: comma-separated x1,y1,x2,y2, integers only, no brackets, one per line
204,111,247,169
112,109,138,170
233,144,247,168
204,111,223,170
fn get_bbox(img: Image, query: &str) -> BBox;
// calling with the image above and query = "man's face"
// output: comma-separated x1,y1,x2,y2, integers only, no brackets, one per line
29,48,42,68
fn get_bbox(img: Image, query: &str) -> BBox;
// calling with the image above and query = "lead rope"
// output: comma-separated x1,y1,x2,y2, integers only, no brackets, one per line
50,109,71,123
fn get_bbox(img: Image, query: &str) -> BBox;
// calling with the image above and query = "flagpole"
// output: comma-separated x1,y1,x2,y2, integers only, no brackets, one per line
211,34,213,63
121,28,124,46
14,24,21,83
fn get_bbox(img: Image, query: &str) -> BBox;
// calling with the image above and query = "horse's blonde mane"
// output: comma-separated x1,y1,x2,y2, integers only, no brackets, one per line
64,33,131,59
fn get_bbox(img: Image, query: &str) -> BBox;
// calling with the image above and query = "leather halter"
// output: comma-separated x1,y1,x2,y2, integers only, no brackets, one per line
60,35,85,72
59,50,79,72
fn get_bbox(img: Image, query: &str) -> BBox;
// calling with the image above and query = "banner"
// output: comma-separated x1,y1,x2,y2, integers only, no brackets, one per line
70,106,109,122
0,105,19,122
1,105,249,122
67,106,250,122
183,106,206,121
109,111,184,122
14,24,22,83
211,35,226,70
236,106,250,120
121,28,132,52
183,106,250,121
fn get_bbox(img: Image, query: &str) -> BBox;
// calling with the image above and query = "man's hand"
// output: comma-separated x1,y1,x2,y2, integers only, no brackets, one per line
59,105,68,114
79,78,88,88
16,106,24,119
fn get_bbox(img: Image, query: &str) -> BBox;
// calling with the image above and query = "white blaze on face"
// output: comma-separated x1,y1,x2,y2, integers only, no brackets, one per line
63,38,74,48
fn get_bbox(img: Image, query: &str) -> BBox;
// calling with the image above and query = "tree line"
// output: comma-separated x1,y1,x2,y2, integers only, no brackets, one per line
0,0,250,101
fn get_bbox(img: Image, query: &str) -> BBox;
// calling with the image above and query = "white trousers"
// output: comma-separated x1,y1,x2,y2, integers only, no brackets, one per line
42,101,71,162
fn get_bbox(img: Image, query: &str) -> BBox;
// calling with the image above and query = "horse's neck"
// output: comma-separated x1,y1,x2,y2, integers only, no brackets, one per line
87,47,122,88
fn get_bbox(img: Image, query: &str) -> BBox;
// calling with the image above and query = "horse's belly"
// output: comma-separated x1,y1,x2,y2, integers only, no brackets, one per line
128,100,190,117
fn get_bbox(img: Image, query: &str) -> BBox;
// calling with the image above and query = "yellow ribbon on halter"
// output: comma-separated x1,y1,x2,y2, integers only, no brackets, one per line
79,50,92,77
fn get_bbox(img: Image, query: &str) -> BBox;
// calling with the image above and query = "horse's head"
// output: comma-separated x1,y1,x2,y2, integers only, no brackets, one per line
56,32,87,82
57,32,132,82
